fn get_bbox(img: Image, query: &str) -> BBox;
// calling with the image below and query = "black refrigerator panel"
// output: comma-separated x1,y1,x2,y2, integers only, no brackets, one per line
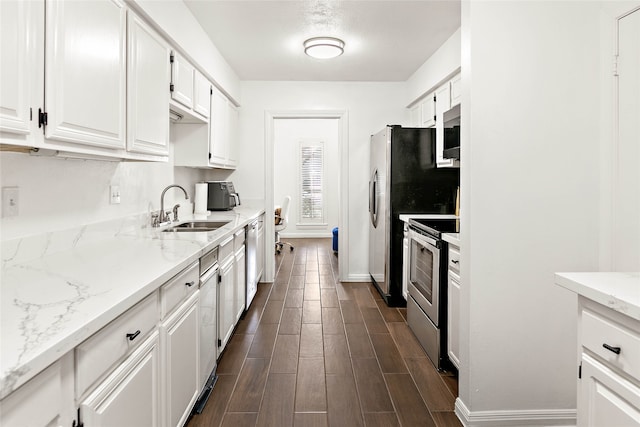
387,126,460,306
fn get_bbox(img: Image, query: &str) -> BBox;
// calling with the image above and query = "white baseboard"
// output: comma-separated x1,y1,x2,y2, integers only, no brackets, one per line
279,232,332,238
455,398,576,427
342,274,371,282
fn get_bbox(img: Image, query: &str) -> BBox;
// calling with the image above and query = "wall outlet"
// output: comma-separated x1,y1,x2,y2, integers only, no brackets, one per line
110,185,121,204
2,187,19,217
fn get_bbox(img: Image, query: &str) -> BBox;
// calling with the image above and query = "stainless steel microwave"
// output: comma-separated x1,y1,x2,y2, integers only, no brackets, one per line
443,104,461,160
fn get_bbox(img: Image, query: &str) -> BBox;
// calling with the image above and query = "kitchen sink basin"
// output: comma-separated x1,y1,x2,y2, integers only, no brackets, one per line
162,220,231,232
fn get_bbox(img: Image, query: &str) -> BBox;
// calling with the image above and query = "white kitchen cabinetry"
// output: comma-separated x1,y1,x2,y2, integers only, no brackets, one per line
0,0,42,139
577,298,640,426
170,52,194,110
209,87,238,169
421,93,436,128
256,214,265,283
0,352,75,427
402,222,410,300
45,0,126,149
80,331,161,427
447,241,461,370
217,235,236,356
194,71,212,118
234,228,247,322
450,74,462,107
127,12,170,156
161,292,200,427
435,73,460,168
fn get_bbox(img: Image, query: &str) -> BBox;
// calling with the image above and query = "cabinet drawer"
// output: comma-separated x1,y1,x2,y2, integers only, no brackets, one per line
76,291,159,398
234,227,246,252
581,308,640,381
448,245,460,274
161,261,198,318
219,235,234,263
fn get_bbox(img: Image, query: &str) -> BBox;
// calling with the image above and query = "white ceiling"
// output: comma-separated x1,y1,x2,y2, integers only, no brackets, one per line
183,0,461,82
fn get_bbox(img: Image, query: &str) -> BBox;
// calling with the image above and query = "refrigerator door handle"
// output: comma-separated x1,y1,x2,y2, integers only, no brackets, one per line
371,169,379,228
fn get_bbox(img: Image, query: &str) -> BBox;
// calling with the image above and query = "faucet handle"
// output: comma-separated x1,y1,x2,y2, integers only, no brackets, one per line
172,204,180,222
151,212,160,228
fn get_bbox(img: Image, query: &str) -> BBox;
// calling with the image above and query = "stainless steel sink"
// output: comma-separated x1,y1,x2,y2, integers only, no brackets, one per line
162,220,231,232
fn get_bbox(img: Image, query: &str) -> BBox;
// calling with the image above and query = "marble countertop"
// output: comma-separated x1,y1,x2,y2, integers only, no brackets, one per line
555,272,640,321
398,214,458,223
0,206,264,399
442,233,460,246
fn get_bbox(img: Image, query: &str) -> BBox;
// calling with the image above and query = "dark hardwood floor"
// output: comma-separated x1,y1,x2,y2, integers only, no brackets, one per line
187,238,461,427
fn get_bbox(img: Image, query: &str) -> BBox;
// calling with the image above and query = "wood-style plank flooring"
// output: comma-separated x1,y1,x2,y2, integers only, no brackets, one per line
187,238,461,427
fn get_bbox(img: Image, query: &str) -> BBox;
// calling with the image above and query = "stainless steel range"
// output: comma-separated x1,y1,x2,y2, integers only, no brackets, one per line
406,217,458,370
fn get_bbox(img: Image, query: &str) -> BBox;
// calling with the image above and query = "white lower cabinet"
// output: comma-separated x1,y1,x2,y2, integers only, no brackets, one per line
218,236,235,356
235,243,246,323
0,352,75,427
447,241,461,369
161,291,200,427
577,298,640,426
80,331,161,427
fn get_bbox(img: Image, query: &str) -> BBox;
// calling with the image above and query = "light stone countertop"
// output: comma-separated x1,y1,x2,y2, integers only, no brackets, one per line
442,233,460,246
0,206,264,400
555,272,640,321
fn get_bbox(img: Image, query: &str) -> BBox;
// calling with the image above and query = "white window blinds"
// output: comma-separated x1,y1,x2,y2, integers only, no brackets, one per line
299,142,324,222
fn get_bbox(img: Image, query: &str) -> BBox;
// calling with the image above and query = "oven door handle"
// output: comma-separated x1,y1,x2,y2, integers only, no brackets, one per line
410,230,439,248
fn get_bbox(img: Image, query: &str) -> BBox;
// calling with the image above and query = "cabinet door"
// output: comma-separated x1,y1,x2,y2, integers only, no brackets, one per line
209,87,228,167
218,257,235,355
226,102,239,168
193,71,211,119
435,83,451,116
162,293,199,427
256,216,264,283
81,332,160,427
447,273,461,369
420,95,436,128
235,247,246,322
450,74,462,107
0,0,41,137
127,12,170,156
579,353,640,427
45,0,126,149
401,229,409,300
170,52,194,109
0,352,75,427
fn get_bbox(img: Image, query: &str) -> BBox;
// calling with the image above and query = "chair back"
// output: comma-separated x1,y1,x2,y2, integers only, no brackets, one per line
279,196,291,228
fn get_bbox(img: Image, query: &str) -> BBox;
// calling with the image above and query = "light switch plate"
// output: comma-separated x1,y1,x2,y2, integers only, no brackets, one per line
110,185,121,204
2,187,19,217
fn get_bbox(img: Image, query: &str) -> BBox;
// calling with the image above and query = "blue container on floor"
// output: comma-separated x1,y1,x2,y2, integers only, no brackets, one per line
332,227,338,252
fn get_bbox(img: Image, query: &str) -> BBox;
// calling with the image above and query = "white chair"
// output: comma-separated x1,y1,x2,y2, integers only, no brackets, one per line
275,196,294,254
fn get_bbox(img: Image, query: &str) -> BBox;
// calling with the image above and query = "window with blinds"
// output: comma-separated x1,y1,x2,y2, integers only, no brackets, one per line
299,141,324,223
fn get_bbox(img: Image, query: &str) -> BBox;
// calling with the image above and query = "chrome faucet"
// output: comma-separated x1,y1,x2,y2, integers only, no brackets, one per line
159,185,189,225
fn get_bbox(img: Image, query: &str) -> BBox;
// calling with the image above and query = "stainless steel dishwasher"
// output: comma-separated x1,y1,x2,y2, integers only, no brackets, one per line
193,246,219,414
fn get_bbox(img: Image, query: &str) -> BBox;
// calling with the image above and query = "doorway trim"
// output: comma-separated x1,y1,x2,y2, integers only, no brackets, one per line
264,110,349,282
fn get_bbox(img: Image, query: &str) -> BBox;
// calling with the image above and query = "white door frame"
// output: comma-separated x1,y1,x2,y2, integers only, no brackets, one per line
264,110,349,282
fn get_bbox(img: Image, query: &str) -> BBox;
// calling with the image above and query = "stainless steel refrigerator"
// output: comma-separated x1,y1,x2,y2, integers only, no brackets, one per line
368,126,459,306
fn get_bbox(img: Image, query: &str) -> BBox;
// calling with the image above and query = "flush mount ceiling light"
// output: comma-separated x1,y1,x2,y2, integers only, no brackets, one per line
303,37,345,59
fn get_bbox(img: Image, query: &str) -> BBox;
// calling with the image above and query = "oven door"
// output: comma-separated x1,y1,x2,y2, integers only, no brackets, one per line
407,229,441,326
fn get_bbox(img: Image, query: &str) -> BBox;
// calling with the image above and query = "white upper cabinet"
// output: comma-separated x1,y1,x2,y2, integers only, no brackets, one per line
450,73,462,107
170,52,195,110
209,87,238,169
45,0,126,149
127,12,170,156
421,93,436,128
0,0,42,137
193,71,211,118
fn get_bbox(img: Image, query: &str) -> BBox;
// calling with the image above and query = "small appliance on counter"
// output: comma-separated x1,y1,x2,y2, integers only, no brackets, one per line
206,181,241,211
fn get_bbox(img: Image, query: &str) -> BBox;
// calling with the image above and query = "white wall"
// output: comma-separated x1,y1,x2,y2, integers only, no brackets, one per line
233,81,407,280
0,133,221,241
273,118,340,238
405,28,461,107
458,0,603,423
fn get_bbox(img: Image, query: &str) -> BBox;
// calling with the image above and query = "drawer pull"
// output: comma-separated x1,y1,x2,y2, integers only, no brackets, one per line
126,330,141,341
451,259,459,264
185,281,195,287
603,343,621,355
